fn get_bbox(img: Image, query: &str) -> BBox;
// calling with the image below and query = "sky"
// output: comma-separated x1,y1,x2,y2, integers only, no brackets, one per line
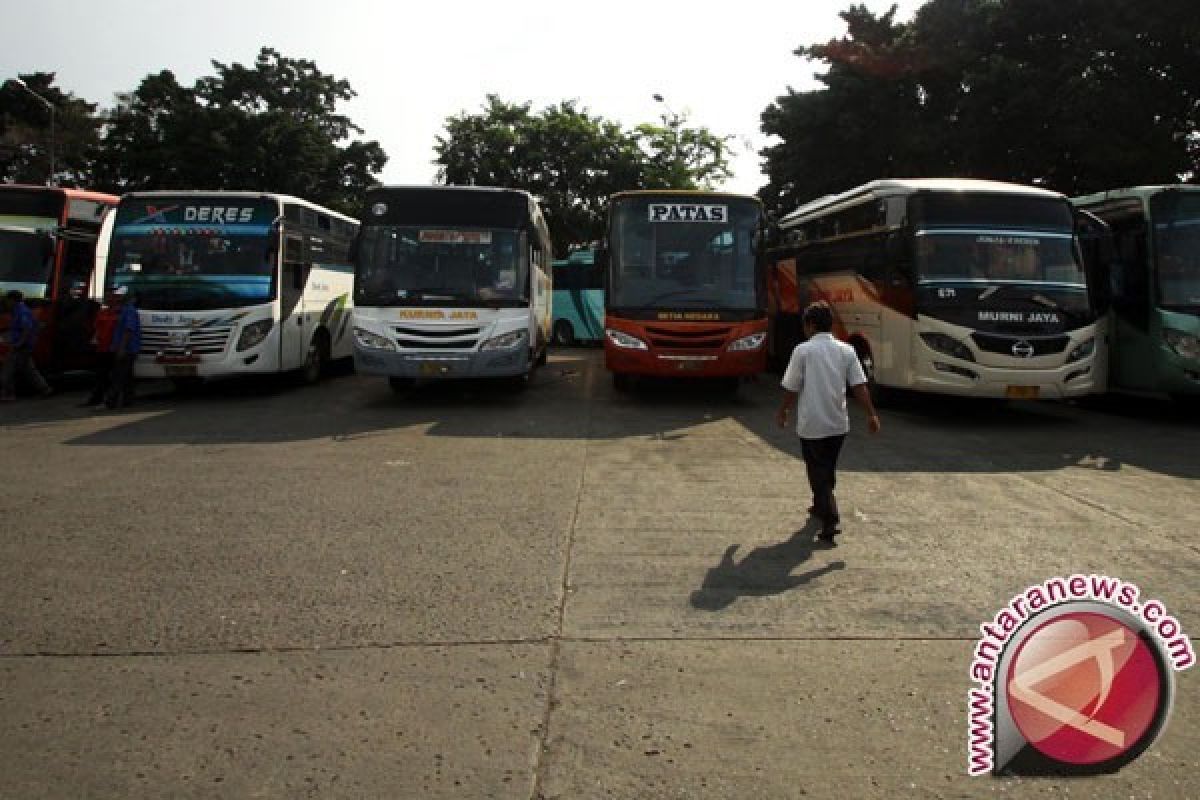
4,0,921,196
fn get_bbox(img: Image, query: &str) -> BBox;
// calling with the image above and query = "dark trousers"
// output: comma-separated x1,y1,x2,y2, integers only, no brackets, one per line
801,434,846,530
87,352,115,404
1,347,51,397
106,353,136,408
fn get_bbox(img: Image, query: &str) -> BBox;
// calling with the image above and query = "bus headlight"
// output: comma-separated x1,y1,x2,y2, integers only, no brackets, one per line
1164,329,1200,360
1066,337,1096,363
354,327,396,351
236,319,273,352
481,329,525,350
605,328,648,350
918,332,975,362
728,332,767,352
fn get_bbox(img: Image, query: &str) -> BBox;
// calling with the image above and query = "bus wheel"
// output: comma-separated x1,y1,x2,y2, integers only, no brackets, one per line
856,347,890,407
389,377,416,394
553,320,576,346
503,371,531,393
301,333,330,385
171,377,204,395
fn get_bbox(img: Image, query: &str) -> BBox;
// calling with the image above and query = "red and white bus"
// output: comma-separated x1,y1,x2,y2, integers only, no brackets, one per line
602,190,768,390
0,184,118,373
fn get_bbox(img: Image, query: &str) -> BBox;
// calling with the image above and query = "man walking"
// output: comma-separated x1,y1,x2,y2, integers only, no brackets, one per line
1,290,53,401
776,301,881,543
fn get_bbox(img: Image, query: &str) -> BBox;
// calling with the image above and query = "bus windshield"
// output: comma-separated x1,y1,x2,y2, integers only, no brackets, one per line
609,198,760,311
0,228,54,297
910,194,1083,286
355,226,527,308
1152,191,1200,309
108,232,275,310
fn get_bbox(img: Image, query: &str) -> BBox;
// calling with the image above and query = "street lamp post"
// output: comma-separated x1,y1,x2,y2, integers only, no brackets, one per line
9,77,56,185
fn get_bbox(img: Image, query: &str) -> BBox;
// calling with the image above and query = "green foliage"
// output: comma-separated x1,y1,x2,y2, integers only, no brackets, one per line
761,0,1200,215
435,95,733,256
1,72,102,186
90,48,386,214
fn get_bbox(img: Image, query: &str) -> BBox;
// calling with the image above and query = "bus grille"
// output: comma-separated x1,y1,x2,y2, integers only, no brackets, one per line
141,326,233,356
970,332,1069,357
392,326,482,351
644,326,733,350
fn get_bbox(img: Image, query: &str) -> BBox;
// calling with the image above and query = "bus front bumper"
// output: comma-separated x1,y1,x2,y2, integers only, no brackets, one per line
911,359,1099,399
354,345,530,380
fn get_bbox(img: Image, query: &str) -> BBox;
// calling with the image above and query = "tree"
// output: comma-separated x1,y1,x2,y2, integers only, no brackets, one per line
434,96,732,256
761,1,1200,215
1,72,102,186
91,48,386,214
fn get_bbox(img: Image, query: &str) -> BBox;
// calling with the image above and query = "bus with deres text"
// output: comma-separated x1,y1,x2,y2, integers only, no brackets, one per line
351,186,553,392
0,184,118,374
767,179,1107,400
102,191,358,384
603,191,767,390
551,246,603,345
1072,186,1200,401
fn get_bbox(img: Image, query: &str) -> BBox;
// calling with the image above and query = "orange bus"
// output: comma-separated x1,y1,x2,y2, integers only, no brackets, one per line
602,190,768,390
0,184,119,373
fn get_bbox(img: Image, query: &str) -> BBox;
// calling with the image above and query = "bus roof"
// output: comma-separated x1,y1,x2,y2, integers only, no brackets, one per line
610,189,761,204
780,178,1066,227
117,190,357,224
1,184,119,204
1072,184,1200,206
362,185,543,229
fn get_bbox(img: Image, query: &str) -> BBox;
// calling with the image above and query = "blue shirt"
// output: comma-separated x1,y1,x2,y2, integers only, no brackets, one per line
8,301,37,349
110,304,141,355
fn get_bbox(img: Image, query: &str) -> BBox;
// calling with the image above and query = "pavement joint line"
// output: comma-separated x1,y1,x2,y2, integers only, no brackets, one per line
1012,471,1148,529
0,635,979,660
528,359,594,800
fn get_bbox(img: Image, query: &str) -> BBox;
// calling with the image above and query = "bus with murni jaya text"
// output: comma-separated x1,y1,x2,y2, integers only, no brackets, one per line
602,190,767,390
766,179,1107,401
351,186,553,392
0,184,118,374
101,191,358,385
1072,185,1200,402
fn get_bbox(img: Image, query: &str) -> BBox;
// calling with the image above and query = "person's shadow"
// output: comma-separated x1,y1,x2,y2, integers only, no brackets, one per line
689,521,846,611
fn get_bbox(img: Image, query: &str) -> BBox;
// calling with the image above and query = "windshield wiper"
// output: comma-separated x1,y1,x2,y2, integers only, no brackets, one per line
1030,293,1085,320
640,289,722,305
404,287,471,300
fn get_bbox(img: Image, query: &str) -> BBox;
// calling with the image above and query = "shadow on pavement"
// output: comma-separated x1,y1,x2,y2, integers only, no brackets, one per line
4,347,1190,480
690,519,847,612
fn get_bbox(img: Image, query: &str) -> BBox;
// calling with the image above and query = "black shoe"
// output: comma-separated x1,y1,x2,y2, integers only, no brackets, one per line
817,527,840,544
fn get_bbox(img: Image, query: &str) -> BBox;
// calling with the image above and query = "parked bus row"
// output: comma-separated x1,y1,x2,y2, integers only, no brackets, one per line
1,181,1196,403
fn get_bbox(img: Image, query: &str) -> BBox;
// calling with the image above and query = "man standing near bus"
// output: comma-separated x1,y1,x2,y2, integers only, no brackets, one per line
1,290,53,401
105,287,141,409
776,301,881,543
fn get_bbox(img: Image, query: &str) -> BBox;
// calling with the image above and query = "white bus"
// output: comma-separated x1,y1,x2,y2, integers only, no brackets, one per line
767,179,1107,400
351,186,553,392
102,191,358,384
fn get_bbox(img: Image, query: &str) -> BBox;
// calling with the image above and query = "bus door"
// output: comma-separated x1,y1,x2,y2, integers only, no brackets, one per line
280,232,309,370
1106,216,1156,390
51,229,103,369
1075,210,1114,391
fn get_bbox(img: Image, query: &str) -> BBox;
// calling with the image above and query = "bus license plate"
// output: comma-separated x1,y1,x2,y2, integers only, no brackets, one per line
676,361,704,371
419,362,450,377
164,365,197,377
1006,385,1039,399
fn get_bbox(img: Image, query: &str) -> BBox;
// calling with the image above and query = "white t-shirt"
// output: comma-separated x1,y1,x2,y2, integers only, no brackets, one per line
780,333,868,439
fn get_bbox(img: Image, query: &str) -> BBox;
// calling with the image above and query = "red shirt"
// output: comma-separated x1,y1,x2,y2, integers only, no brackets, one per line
94,308,118,351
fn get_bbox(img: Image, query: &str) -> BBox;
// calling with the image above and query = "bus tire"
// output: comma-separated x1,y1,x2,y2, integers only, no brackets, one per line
855,345,891,407
503,371,531,393
301,331,330,385
553,319,576,346
389,377,416,394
